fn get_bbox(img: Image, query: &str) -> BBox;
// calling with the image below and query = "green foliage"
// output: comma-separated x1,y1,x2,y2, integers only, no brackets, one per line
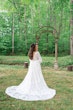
0,0,71,55
0,36,12,55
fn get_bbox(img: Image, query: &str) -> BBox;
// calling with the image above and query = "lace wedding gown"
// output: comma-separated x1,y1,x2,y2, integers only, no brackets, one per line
5,51,56,101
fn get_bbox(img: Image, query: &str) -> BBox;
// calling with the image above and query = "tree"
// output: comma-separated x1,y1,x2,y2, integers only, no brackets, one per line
70,0,73,55
0,0,71,56
12,13,14,54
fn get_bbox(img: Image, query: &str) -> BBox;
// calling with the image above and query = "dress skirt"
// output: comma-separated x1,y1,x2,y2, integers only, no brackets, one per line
5,60,56,101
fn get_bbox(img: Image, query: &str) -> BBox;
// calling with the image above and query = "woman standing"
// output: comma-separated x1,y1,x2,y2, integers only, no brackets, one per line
5,43,56,101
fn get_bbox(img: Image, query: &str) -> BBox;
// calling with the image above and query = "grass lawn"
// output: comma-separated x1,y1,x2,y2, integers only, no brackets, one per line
0,55,73,110
0,55,73,67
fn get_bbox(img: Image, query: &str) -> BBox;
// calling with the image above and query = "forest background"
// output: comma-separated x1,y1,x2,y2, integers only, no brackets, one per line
0,0,71,56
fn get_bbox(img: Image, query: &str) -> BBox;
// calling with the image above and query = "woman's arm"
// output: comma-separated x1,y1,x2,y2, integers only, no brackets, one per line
37,51,42,63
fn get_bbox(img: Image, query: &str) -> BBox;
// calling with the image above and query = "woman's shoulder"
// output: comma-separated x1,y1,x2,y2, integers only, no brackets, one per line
35,51,39,54
33,51,39,56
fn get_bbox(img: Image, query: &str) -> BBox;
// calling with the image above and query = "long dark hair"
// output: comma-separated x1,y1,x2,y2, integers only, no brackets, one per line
28,43,36,60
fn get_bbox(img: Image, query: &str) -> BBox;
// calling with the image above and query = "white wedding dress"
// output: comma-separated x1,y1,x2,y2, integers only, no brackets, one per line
5,51,56,101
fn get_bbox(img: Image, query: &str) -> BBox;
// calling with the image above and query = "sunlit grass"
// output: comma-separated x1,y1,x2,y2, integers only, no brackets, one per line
0,55,73,110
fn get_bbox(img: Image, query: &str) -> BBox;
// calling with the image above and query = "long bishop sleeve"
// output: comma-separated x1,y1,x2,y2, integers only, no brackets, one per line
37,51,42,63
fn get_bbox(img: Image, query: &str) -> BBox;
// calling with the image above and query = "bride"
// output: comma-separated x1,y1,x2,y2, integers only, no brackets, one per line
5,43,56,101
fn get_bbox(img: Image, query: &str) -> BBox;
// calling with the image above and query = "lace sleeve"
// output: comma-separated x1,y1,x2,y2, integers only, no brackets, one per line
37,51,42,63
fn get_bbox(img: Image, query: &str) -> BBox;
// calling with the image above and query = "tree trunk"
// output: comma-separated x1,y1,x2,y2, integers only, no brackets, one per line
12,13,14,54
24,5,27,49
54,39,58,69
70,0,73,55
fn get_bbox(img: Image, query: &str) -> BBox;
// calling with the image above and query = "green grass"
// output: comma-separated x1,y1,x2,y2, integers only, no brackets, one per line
0,55,73,110
0,56,28,65
0,55,73,67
